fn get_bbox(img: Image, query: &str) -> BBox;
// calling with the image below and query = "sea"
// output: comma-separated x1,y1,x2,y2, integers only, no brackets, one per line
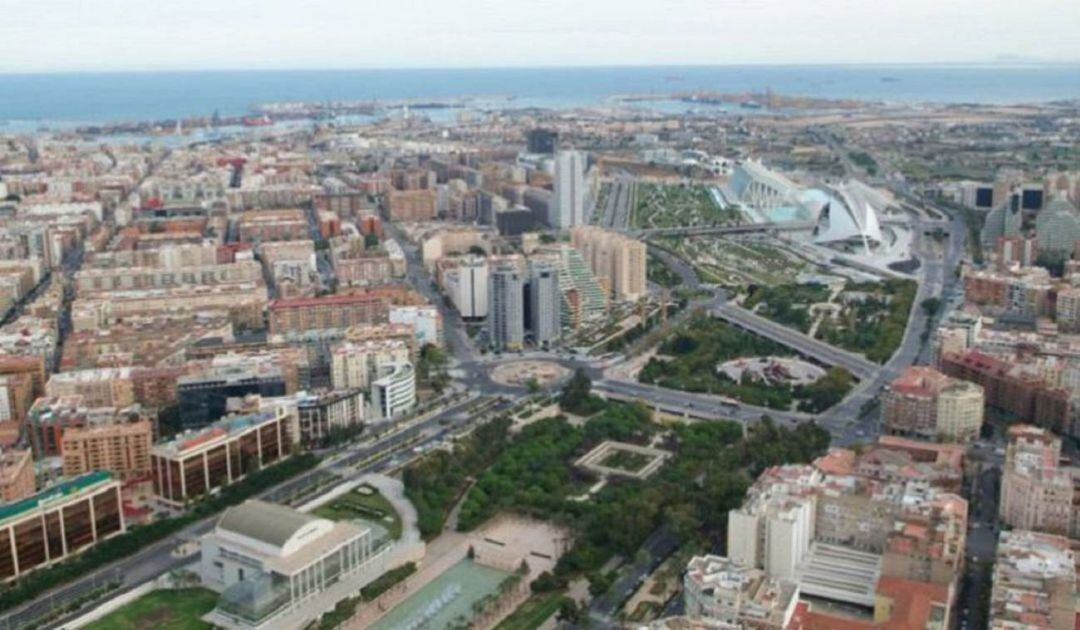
1,64,1079,129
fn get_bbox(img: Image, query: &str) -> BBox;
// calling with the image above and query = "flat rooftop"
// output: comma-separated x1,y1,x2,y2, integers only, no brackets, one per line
0,471,114,526
797,542,882,608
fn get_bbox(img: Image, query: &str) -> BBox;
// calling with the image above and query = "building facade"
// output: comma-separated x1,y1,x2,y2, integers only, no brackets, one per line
881,366,985,443
0,472,124,581
151,406,295,506
998,425,1079,539
371,363,417,420
488,262,525,351
61,419,153,481
553,150,585,228
528,260,561,348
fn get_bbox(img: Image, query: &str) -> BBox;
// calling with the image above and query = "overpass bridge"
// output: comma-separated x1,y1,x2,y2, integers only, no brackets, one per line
633,220,815,239
710,302,880,380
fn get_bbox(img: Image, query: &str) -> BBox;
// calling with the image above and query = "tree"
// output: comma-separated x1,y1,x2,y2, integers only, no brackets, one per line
557,598,583,624
921,297,942,317
559,369,605,416
364,233,380,249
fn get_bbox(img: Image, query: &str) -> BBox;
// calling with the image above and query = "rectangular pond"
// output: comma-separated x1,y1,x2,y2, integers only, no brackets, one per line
369,558,512,630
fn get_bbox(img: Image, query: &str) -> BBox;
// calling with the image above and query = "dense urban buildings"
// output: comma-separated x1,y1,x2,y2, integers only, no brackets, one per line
990,530,1076,629
2,55,1080,630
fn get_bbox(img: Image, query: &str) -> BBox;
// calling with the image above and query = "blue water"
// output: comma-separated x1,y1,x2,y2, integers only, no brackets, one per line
1,65,1079,126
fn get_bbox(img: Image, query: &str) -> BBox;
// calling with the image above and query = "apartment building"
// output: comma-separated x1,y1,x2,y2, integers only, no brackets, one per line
75,260,263,293
570,225,647,302
881,366,984,443
963,266,1053,319
940,350,1072,437
292,389,365,445
682,555,799,629
268,293,392,335
990,530,1076,629
488,261,525,351
61,419,154,481
235,209,309,242
45,367,136,409
0,448,35,502
998,425,1079,539
330,338,410,390
387,189,437,222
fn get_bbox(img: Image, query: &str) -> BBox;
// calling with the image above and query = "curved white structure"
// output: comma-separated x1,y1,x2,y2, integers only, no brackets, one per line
814,188,883,253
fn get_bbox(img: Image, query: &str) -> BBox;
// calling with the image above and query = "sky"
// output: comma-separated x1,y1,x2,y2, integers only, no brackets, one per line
2,0,1079,73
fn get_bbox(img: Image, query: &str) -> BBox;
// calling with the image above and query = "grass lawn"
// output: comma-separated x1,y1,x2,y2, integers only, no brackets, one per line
84,588,217,630
314,485,402,539
495,591,568,630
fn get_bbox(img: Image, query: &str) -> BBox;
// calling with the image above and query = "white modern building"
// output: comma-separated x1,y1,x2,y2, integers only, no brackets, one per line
553,150,586,228
726,465,820,582
729,160,802,210
199,500,394,629
443,255,488,320
370,362,416,420
814,185,883,253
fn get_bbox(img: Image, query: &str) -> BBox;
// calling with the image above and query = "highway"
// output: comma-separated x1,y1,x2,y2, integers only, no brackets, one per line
710,301,880,380
632,220,815,238
596,177,636,230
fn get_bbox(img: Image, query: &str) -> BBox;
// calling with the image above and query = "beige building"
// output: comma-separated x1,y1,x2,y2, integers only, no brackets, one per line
0,448,35,502
45,368,136,409
998,425,1079,539
75,261,263,293
569,226,647,302
330,339,411,390
61,419,154,481
881,366,984,442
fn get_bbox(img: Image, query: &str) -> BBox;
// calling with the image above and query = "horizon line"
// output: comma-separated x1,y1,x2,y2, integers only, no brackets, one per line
3,59,1080,76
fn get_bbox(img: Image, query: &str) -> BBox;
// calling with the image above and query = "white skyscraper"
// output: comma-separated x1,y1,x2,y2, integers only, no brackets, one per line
554,150,586,228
